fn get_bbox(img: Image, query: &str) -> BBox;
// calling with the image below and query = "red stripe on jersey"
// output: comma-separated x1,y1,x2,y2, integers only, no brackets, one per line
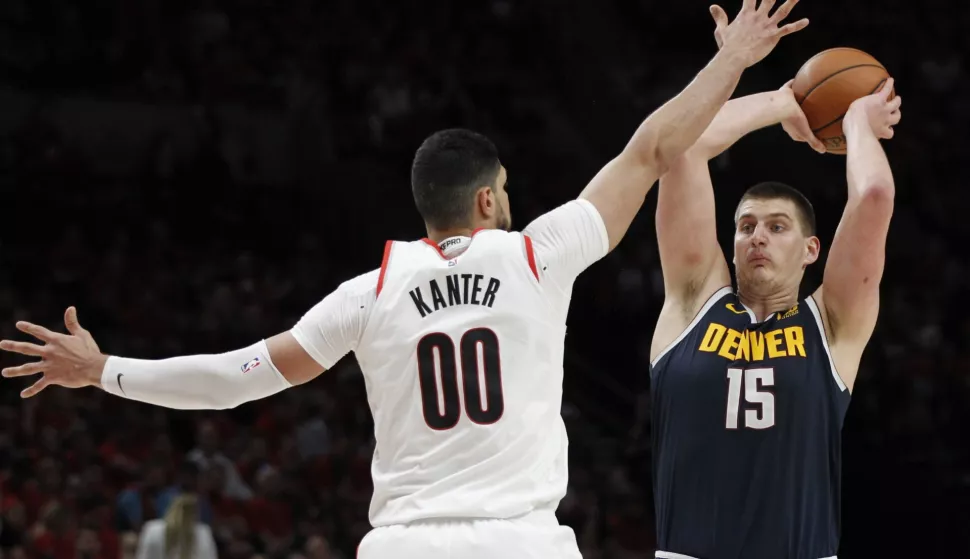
524,235,539,281
376,241,393,297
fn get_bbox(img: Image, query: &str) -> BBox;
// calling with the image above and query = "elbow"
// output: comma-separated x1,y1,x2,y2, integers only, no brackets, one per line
669,144,710,173
186,396,236,411
861,182,895,208
853,182,895,223
216,393,247,410
625,127,676,176
628,139,675,178
653,140,682,177
654,136,704,177
196,382,246,410
626,135,708,180
655,129,717,175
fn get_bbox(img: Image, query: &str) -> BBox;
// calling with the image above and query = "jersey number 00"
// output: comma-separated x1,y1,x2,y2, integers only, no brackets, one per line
417,328,505,430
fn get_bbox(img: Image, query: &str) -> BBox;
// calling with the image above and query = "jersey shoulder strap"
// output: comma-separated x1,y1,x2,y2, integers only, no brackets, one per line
803,295,848,392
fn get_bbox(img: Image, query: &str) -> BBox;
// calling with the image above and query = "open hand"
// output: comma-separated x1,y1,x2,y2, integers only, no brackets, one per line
711,0,809,68
845,78,902,140
779,80,826,153
0,307,106,398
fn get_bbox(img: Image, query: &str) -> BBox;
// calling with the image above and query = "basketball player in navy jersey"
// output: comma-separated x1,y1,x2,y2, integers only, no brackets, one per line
648,63,902,559
2,3,811,558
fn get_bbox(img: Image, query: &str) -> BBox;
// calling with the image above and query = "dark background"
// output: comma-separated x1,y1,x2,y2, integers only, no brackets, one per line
0,0,967,557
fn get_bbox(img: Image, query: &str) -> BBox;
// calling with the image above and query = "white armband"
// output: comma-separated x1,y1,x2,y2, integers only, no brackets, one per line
100,340,292,410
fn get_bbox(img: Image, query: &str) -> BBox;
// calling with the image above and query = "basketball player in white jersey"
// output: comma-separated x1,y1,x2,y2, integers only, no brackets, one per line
1,2,809,556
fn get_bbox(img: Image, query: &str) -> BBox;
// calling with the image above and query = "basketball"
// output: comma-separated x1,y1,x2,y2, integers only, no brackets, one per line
792,48,893,154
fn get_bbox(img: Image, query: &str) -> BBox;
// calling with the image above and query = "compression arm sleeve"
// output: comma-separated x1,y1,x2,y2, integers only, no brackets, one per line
99,340,292,410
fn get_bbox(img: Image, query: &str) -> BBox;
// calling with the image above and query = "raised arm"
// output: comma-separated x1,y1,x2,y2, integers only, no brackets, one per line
815,80,901,388
687,83,826,161
579,0,809,252
0,273,374,405
656,84,821,308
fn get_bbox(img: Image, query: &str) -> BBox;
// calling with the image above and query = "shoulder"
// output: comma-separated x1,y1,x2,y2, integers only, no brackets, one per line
295,268,379,335
651,285,735,365
523,199,606,237
521,199,610,272
806,288,833,338
336,268,381,297
476,229,528,251
807,288,856,392
808,287,850,356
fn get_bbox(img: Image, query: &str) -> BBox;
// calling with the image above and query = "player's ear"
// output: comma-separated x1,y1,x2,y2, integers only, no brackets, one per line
476,185,496,219
804,236,821,267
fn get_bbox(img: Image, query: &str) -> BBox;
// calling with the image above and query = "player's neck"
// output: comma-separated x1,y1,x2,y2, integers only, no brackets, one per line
425,226,478,244
736,285,799,322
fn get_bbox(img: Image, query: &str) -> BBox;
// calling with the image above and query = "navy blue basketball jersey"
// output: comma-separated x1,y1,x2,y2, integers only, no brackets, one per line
650,287,851,559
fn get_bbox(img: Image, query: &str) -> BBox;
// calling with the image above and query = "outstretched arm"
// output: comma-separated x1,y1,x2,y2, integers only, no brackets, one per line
687,84,826,161
0,273,373,406
656,85,820,307
816,80,901,389
578,0,809,252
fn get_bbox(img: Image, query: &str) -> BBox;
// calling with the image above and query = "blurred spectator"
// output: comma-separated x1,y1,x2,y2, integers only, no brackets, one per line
135,495,217,559
116,465,178,532
186,421,253,501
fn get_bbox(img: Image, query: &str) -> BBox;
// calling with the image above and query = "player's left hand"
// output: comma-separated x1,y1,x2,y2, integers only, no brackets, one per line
845,78,902,140
711,0,809,68
0,307,107,398
779,80,826,154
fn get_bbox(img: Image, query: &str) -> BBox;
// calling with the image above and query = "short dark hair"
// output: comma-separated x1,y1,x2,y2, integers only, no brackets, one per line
411,129,502,230
736,181,816,236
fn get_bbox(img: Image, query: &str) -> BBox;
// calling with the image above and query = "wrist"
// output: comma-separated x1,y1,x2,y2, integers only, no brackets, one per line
841,108,872,140
712,46,749,73
92,354,110,388
771,90,801,123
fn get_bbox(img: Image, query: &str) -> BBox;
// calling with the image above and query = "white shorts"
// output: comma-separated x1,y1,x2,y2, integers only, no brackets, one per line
358,510,582,559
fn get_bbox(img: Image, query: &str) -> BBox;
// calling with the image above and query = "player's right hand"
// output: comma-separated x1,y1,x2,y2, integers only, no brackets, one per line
0,307,107,398
779,80,826,153
711,0,809,68
845,78,902,140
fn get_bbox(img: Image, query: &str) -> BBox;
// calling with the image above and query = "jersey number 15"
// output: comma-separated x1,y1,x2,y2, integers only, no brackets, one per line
417,328,505,430
725,367,775,430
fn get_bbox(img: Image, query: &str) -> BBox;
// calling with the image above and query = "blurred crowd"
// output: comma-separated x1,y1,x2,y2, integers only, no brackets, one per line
0,0,968,557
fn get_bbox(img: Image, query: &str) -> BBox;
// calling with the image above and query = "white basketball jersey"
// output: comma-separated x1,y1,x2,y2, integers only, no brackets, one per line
357,229,570,526
290,199,609,528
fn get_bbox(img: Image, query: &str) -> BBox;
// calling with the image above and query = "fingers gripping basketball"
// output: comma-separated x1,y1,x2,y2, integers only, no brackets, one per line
791,48,894,154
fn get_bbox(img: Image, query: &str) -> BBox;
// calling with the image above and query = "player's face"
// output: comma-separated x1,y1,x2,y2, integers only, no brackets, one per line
733,198,819,294
492,166,512,231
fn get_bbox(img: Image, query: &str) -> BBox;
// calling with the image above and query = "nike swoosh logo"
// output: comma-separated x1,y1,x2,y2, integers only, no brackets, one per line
117,373,126,395
726,303,749,315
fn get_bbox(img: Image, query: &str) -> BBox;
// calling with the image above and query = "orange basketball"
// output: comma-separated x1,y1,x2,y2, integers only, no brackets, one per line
792,48,893,154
